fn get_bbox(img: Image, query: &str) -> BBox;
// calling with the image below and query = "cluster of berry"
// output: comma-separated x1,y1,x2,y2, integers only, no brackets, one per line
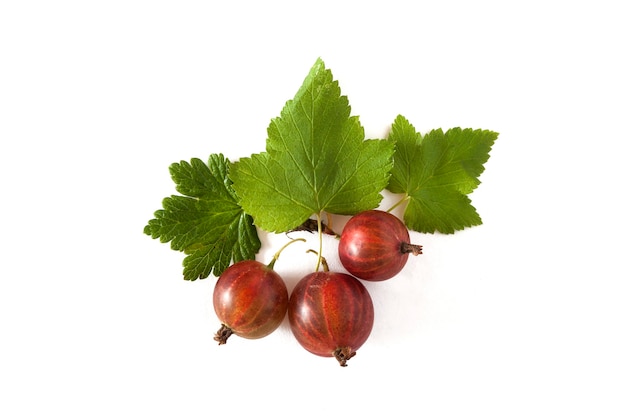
212,210,422,367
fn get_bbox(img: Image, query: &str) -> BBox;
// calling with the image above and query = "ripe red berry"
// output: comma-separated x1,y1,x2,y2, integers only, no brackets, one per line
338,210,422,281
288,271,375,366
213,260,288,344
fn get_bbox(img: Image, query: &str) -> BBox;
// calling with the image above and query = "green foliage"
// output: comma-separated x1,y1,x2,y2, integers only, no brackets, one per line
230,58,394,233
144,59,499,280
387,115,498,233
144,154,260,280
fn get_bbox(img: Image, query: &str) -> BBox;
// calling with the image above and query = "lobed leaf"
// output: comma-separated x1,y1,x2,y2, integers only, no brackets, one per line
387,115,498,234
144,154,260,280
230,59,394,233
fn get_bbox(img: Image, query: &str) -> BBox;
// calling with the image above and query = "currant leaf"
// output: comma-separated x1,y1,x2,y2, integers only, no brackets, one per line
144,154,261,280
230,58,394,232
387,115,498,234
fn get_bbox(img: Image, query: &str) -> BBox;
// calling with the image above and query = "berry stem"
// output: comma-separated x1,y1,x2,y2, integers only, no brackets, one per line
214,323,233,345
267,237,306,270
333,347,356,367
401,241,423,256
325,212,334,233
307,249,329,272
315,212,324,272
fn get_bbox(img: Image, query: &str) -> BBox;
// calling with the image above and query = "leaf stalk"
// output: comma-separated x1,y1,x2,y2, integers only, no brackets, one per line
387,195,410,214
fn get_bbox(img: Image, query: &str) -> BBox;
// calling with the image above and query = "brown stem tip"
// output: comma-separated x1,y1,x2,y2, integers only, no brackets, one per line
289,219,338,236
401,242,423,256
333,347,356,367
214,323,233,345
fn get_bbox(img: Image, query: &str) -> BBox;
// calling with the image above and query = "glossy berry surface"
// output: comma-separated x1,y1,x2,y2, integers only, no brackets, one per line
338,210,421,281
213,260,288,343
288,271,374,366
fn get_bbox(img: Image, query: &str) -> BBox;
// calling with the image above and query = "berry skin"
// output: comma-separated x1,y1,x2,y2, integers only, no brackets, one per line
338,210,422,281
288,271,374,366
213,260,288,344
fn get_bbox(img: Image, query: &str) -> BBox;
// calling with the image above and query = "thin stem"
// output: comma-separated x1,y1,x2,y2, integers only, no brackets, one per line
387,195,410,214
314,212,323,272
266,237,306,270
307,249,329,272
326,212,334,233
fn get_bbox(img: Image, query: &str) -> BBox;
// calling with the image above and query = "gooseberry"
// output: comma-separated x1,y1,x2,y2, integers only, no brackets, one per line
338,210,422,281
288,270,374,366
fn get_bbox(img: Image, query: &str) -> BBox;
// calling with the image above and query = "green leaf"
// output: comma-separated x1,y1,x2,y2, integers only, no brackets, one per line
144,154,261,280
387,115,498,234
230,58,395,232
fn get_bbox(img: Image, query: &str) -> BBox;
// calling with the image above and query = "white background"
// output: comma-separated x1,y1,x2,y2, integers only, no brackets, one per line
1,1,625,416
